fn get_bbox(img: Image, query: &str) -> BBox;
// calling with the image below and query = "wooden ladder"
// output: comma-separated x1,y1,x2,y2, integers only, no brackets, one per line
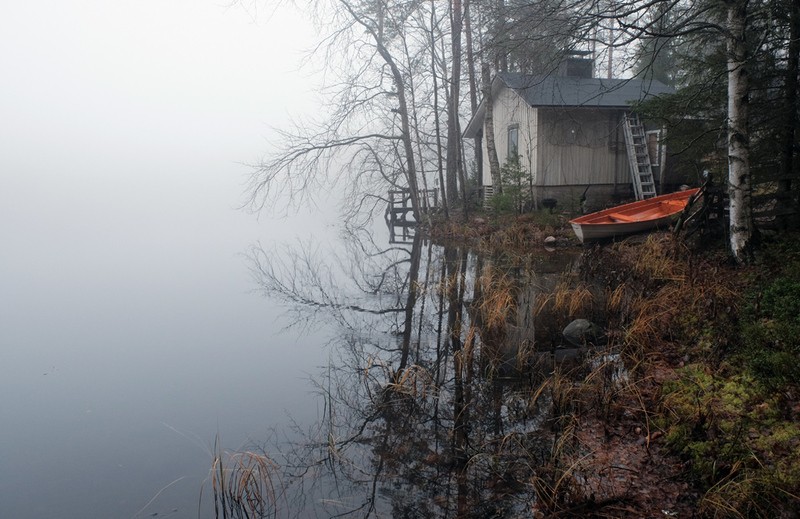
622,112,657,200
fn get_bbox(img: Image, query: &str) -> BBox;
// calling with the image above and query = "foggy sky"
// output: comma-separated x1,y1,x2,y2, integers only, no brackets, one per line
1,0,317,217
0,3,332,517
0,0,329,312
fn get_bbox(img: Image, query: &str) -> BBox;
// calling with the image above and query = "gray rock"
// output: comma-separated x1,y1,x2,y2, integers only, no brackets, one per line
562,319,606,347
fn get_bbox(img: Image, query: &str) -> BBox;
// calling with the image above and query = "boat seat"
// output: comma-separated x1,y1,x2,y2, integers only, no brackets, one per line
608,212,636,222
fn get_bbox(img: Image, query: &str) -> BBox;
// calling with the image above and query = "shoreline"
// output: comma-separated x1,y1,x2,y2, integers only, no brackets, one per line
424,211,800,516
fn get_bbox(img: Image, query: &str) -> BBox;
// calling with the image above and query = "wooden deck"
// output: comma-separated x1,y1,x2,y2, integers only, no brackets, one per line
386,188,438,243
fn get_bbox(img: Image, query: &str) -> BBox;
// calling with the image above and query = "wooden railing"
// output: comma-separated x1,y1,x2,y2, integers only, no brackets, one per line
386,188,439,244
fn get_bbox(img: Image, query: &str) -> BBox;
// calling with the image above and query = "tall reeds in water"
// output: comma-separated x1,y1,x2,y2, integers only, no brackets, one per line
206,437,284,519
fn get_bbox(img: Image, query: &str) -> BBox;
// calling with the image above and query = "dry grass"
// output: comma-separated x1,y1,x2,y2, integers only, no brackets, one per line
606,282,626,314
590,236,740,364
426,211,572,257
553,280,594,318
524,234,742,516
475,266,516,330
207,439,285,519
384,364,437,399
630,235,689,282
529,418,583,516
533,276,596,332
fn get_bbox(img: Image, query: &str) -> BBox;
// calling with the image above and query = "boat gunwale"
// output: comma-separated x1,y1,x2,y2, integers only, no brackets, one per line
569,188,700,227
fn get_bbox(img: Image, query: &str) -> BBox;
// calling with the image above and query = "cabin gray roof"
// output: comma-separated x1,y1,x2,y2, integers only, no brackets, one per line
463,72,674,137
499,72,673,107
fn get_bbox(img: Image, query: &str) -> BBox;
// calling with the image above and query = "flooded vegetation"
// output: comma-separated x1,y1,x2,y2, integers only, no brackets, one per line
218,223,672,517
226,228,581,516
211,218,800,517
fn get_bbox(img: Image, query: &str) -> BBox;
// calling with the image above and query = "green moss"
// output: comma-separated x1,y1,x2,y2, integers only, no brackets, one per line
737,274,800,389
661,363,800,514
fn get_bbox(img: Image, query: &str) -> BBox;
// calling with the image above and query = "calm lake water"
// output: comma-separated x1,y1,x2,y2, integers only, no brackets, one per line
1,3,591,515
0,166,336,518
1,165,584,517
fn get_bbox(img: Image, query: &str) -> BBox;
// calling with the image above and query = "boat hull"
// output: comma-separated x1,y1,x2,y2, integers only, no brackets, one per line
569,188,700,243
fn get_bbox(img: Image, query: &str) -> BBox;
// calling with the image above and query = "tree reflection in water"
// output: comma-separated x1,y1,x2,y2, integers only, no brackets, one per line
243,229,581,518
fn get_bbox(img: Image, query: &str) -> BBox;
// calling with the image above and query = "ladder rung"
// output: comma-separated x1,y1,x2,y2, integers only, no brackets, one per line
624,112,657,201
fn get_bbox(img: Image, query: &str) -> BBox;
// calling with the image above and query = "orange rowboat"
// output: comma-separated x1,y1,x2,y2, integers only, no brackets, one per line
569,188,700,243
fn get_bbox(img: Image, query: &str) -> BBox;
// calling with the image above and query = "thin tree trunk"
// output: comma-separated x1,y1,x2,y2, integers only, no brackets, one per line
397,233,422,373
495,0,508,72
458,118,470,218
464,0,482,186
482,62,502,194
430,0,449,218
446,0,463,207
465,0,478,119
401,26,432,221
340,0,421,219
780,0,800,195
607,17,614,79
727,0,753,263
390,56,422,219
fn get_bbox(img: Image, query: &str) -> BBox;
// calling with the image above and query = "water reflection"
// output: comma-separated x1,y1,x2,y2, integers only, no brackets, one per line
243,229,581,518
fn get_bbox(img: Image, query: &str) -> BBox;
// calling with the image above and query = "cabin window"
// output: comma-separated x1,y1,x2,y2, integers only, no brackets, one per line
507,125,519,158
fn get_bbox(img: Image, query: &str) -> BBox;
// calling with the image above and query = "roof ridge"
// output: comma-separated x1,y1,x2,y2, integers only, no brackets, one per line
495,72,673,108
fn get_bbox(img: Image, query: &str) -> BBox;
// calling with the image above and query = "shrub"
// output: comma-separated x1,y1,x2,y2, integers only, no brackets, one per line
740,276,800,389
496,156,530,214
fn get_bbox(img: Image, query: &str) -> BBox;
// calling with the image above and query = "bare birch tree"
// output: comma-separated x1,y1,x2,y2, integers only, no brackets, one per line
245,0,428,225
446,0,464,205
725,0,753,262
481,62,503,193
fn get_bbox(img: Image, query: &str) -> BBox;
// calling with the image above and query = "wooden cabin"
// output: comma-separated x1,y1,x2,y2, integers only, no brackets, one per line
463,59,674,211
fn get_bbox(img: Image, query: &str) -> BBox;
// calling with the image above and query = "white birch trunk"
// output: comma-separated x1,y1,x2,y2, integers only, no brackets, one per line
727,0,753,263
481,63,502,194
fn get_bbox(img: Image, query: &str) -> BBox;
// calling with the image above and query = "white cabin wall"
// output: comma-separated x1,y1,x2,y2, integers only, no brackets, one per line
481,86,538,188
536,108,628,187
479,95,637,211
